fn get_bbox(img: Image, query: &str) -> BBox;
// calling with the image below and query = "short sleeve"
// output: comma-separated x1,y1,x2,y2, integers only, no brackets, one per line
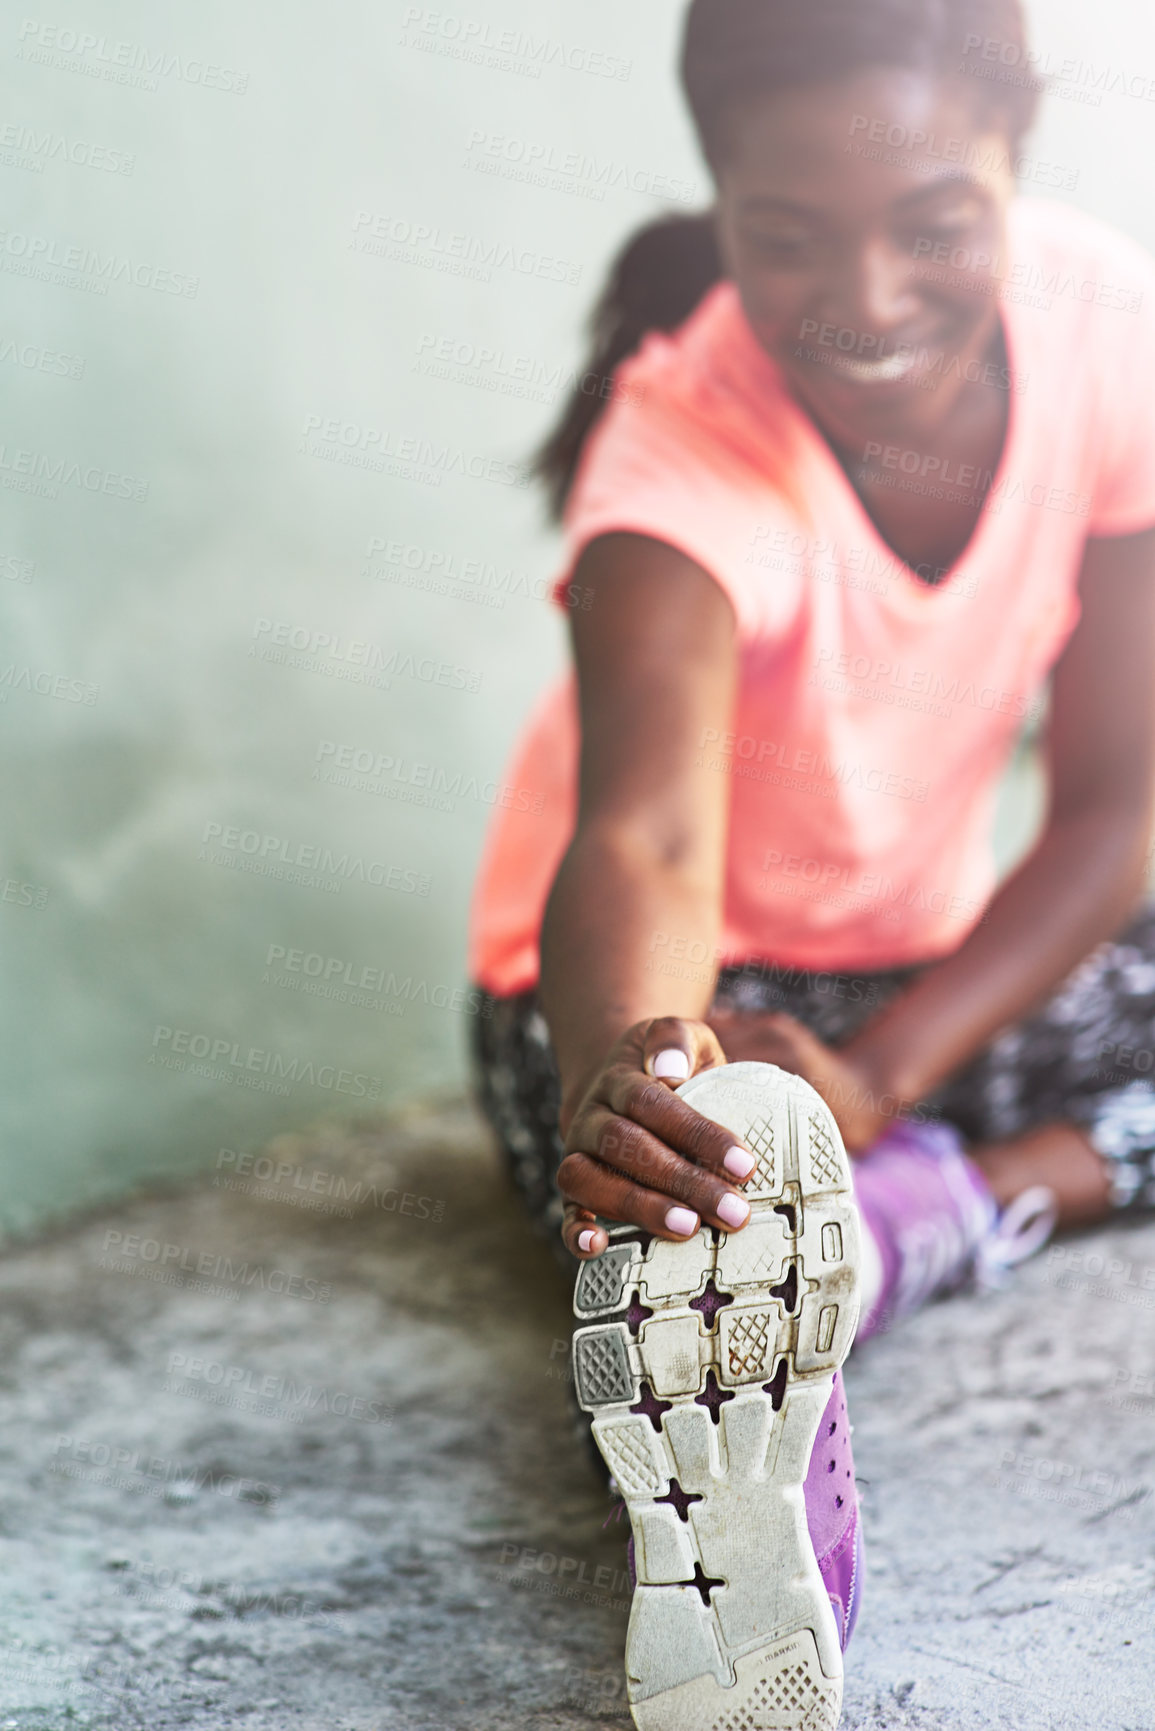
547,319,806,640
1085,232,1155,538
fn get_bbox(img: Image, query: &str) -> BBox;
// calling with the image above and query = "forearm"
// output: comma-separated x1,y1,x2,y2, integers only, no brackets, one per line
540,827,721,1133
846,799,1152,1106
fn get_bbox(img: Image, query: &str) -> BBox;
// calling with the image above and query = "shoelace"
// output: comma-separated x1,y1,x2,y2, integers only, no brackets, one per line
973,1184,1059,1291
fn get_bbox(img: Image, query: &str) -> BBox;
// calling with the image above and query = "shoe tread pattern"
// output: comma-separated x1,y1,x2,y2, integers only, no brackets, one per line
571,1063,861,1731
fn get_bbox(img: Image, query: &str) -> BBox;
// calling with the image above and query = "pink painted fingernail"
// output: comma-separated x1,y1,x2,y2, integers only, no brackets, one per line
724,1146,756,1179
578,1229,597,1253
716,1193,751,1229
664,1206,699,1236
652,1049,691,1081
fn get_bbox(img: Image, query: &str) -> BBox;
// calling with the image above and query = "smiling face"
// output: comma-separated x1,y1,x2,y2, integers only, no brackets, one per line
712,68,1017,450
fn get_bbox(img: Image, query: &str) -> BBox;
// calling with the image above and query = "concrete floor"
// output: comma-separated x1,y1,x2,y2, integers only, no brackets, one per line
0,1099,1153,1730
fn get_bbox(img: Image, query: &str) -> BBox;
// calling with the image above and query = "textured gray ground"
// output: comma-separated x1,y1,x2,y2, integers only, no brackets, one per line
0,1100,1152,1730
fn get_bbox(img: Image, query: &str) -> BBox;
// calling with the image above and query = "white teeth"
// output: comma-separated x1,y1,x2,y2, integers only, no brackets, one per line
835,352,916,384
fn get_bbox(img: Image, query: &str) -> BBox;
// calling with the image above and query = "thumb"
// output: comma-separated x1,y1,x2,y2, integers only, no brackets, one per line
641,1016,727,1086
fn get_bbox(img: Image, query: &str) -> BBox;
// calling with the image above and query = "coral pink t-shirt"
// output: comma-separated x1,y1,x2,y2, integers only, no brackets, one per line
469,199,1155,997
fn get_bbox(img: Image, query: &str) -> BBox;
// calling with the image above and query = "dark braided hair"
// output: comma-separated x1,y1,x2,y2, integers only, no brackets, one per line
535,0,1039,520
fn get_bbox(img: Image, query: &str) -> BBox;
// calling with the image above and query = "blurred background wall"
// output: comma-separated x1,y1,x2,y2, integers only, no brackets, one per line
3,0,1154,1238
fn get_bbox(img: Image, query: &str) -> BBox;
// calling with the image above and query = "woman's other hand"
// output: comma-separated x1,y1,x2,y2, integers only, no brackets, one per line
707,1007,891,1150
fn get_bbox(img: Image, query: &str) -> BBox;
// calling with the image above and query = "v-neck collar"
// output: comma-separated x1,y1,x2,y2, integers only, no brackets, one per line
708,237,1027,612
810,296,1021,604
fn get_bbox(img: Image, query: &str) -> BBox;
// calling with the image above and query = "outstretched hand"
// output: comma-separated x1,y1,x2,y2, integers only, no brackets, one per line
558,1016,757,1261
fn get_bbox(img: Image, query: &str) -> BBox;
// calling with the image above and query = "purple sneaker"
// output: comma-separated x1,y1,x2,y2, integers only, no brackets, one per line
852,1119,1058,1341
572,1061,862,1731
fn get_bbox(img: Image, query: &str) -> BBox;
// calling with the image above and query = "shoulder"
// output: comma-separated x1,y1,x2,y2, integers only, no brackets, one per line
571,280,799,506
613,280,749,390
561,284,806,640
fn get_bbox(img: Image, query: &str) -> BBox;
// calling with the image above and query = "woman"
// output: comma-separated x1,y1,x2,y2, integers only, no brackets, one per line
469,2,1155,1725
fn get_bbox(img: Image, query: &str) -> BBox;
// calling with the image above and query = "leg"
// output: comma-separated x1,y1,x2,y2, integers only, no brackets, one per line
469,985,573,1277
573,1063,864,1728
969,1122,1112,1227
853,904,1155,1337
934,900,1155,1224
472,985,868,1693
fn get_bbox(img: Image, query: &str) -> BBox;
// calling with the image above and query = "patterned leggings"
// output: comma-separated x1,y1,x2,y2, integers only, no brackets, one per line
471,904,1155,1270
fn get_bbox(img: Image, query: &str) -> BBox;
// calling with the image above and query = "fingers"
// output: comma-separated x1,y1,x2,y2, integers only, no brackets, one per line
600,1065,755,1182
559,1150,733,1247
641,1015,726,1085
562,1203,610,1260
558,1102,752,1245
561,1016,755,1260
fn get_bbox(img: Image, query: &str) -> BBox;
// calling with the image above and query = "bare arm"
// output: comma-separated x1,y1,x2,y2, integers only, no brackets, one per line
832,526,1155,1120
539,532,755,1257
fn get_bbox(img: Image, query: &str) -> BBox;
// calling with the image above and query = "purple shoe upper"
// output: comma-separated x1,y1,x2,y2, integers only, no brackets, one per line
805,1369,862,1650
851,1118,997,1341
622,1369,863,1652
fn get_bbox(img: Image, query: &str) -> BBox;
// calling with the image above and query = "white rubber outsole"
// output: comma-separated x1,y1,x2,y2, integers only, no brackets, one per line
571,1062,862,1731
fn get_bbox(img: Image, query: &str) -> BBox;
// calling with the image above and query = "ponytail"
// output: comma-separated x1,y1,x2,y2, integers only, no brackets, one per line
533,212,722,522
